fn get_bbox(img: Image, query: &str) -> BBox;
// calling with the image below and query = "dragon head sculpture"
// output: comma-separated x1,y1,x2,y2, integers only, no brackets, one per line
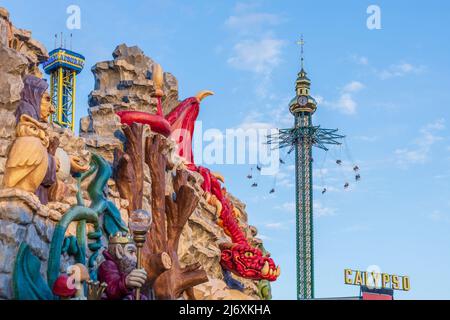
220,243,280,282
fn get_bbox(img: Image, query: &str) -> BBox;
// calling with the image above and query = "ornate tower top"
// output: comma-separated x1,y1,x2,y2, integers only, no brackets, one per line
289,36,317,115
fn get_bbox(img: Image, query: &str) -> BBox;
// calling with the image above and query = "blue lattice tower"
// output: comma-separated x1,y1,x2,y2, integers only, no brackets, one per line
43,48,85,131
267,38,344,300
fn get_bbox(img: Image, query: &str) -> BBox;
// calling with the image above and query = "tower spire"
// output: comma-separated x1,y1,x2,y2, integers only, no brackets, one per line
267,39,345,300
297,35,305,70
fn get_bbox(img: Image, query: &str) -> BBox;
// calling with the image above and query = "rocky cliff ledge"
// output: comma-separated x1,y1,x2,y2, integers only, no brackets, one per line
0,7,269,300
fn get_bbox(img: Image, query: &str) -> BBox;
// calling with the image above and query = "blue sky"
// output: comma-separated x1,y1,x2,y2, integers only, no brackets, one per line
4,0,450,299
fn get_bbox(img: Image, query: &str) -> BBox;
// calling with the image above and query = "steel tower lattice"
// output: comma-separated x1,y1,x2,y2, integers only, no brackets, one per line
267,38,344,299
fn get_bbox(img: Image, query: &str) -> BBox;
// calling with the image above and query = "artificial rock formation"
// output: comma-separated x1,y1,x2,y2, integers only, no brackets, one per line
0,8,93,299
78,44,270,299
0,9,271,300
0,188,73,299
0,7,47,77
80,44,178,162
142,134,208,299
113,123,145,213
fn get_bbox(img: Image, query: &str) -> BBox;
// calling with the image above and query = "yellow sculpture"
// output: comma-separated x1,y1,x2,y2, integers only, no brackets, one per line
3,114,50,193
195,90,215,102
39,91,55,122
208,194,222,217
153,63,164,98
70,155,90,173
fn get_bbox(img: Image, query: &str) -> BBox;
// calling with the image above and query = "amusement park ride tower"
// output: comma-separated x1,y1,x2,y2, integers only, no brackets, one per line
269,37,344,299
43,46,85,131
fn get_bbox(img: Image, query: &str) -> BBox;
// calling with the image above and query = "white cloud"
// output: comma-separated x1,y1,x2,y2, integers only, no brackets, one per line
428,210,450,223
351,54,369,65
378,62,425,80
275,201,336,218
394,148,427,165
227,37,286,75
264,222,286,230
355,135,378,142
268,96,295,128
286,164,295,171
225,12,282,33
233,2,259,14
343,81,365,93
351,54,426,80
237,120,274,131
313,184,341,193
225,4,286,99
341,224,369,233
313,95,324,105
275,201,295,213
258,234,272,241
424,118,445,131
335,93,357,115
395,119,446,167
275,171,294,188
314,202,337,218
320,81,365,115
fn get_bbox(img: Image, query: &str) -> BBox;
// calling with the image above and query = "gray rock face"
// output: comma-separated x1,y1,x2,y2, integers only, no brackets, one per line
0,240,16,274
0,11,267,300
80,43,179,161
0,189,75,299
0,46,27,109
0,7,48,77
0,220,27,245
0,273,12,299
33,215,54,243
88,43,179,113
26,224,49,260
0,7,11,47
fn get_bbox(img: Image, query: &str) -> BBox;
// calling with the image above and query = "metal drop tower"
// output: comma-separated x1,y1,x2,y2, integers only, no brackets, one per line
269,37,345,299
43,47,85,131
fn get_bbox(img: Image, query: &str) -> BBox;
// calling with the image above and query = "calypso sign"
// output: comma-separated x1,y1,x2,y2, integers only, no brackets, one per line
344,269,410,291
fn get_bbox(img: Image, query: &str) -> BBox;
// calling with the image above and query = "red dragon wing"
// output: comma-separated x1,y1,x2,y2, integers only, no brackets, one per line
165,97,199,164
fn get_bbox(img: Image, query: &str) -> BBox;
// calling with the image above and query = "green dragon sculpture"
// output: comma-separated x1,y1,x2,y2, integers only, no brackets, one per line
13,153,127,300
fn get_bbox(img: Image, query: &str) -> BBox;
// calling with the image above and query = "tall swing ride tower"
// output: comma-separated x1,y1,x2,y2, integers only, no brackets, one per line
269,37,345,300
42,43,85,131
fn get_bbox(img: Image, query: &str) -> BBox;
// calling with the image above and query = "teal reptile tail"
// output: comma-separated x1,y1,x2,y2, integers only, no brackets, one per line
13,243,54,300
47,205,100,290
88,153,128,237
13,153,128,299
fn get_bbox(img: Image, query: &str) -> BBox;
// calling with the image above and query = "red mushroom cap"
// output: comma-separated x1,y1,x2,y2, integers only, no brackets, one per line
52,274,77,298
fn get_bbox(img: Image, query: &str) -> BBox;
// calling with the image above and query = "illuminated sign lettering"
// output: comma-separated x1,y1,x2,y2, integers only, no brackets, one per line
344,269,410,291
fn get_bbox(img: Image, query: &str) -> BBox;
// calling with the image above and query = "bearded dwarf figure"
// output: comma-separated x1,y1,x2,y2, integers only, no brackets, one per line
98,233,148,300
